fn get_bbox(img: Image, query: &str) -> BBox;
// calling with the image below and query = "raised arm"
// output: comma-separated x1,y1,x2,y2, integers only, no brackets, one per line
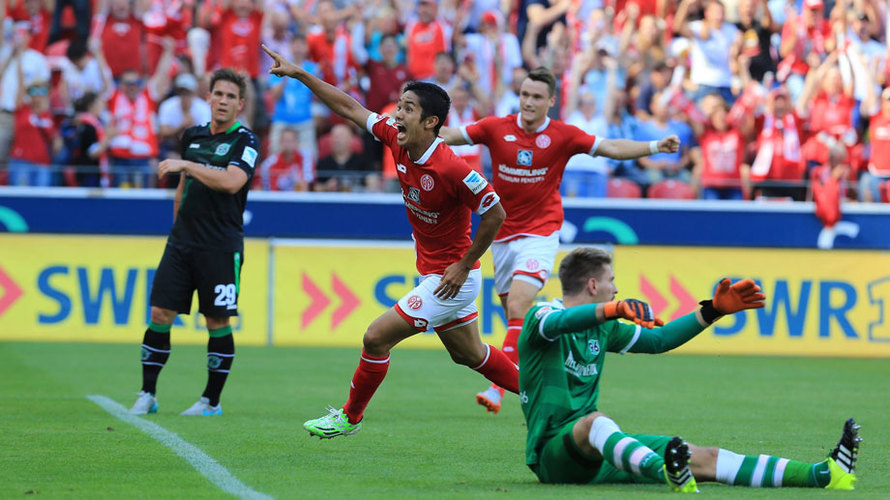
596,135,681,160
263,44,372,129
439,126,469,145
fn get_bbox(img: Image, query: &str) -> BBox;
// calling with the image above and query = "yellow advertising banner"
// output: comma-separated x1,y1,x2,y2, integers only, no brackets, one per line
610,246,890,357
0,234,269,345
272,243,890,357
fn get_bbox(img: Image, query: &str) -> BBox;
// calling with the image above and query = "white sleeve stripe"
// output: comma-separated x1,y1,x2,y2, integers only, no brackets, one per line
590,136,603,156
537,311,558,342
365,113,381,138
459,126,474,145
619,325,641,354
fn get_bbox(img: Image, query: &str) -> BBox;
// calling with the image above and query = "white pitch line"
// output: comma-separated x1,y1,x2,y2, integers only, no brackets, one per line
87,395,273,500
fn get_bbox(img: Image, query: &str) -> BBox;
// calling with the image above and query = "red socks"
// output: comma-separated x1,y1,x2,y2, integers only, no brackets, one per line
343,351,390,424
501,318,522,364
473,344,519,394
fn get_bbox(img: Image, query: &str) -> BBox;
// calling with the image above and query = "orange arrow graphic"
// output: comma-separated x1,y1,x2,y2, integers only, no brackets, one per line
639,275,669,317
669,275,698,321
301,273,330,329
0,266,22,318
331,273,360,329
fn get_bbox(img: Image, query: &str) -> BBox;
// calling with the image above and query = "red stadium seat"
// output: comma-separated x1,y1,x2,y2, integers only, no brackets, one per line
606,178,642,198
648,179,696,199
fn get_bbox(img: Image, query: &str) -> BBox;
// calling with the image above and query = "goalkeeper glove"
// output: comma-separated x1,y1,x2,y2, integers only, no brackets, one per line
699,278,766,323
603,299,664,329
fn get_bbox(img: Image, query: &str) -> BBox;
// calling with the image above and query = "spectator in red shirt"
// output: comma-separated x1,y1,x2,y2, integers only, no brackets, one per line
97,0,146,79
10,0,51,53
777,0,831,100
9,76,59,186
254,127,310,191
858,84,890,202
750,87,806,200
796,56,856,172
405,0,451,81
692,98,750,200
217,0,263,79
361,34,412,115
306,0,358,90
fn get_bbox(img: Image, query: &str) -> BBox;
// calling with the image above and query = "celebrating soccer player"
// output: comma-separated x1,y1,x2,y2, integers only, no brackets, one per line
519,247,861,492
129,68,261,417
438,66,681,414
263,44,518,439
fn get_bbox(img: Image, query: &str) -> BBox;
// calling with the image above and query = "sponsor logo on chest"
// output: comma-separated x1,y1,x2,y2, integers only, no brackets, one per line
564,350,598,378
215,143,230,156
407,186,421,202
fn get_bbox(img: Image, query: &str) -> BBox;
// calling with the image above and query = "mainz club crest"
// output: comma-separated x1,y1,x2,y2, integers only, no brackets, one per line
407,295,423,310
526,258,540,271
536,134,551,149
420,174,435,191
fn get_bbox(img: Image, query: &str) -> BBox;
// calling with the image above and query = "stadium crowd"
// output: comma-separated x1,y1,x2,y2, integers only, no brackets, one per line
0,0,888,201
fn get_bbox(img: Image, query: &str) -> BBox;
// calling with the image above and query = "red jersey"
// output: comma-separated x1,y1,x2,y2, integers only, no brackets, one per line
367,113,500,275
405,20,449,80
11,5,50,53
255,151,306,191
218,9,263,78
868,112,890,177
462,114,597,241
306,27,356,87
101,16,145,77
699,129,745,188
10,105,54,164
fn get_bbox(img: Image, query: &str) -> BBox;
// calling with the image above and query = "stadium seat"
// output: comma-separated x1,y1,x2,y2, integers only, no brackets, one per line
881,180,890,203
648,179,696,199
606,178,642,198
316,131,364,159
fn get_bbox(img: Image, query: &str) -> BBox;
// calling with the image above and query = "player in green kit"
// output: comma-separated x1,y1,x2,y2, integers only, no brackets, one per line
128,68,259,417
519,247,861,492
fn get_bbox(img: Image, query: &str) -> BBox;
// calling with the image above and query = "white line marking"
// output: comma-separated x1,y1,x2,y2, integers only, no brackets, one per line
87,395,273,500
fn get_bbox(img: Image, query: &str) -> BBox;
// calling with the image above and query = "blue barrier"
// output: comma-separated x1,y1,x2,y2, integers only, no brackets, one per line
3,187,890,249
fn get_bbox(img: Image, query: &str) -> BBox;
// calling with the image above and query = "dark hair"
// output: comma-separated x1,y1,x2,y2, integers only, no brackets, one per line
434,51,455,65
210,68,248,100
403,81,450,134
66,38,88,61
74,91,98,113
558,247,613,296
526,66,557,97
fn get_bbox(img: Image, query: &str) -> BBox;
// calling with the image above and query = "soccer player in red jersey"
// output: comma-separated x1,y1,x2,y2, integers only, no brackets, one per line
440,67,680,414
263,44,517,439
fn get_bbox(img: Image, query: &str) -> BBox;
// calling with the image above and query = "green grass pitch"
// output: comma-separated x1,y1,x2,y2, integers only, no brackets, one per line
1,341,887,499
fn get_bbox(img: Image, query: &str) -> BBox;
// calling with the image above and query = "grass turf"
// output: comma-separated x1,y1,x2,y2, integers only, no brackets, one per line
1,341,887,499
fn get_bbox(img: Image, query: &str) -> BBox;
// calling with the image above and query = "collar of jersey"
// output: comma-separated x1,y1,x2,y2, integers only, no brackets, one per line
208,121,242,135
516,113,550,133
411,137,444,165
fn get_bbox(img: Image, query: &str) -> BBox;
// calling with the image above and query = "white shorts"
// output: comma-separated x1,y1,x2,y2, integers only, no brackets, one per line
491,232,559,296
394,269,482,332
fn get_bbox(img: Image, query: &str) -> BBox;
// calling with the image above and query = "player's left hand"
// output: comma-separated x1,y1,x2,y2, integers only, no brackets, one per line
157,159,187,177
658,135,681,154
434,262,470,300
712,278,765,314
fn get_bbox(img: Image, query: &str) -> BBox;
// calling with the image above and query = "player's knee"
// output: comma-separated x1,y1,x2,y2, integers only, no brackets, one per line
361,327,392,355
445,343,485,367
150,307,176,325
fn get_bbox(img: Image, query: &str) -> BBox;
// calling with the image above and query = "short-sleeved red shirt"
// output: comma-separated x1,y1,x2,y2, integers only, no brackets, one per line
367,113,500,275
462,114,596,241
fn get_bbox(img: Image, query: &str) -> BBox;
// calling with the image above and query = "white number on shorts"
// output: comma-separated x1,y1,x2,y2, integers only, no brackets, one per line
214,284,237,308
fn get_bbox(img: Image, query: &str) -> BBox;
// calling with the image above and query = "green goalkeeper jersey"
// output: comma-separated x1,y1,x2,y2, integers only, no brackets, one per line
518,299,707,468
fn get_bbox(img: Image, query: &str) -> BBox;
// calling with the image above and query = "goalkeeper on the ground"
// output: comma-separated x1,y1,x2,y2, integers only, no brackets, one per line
519,247,861,493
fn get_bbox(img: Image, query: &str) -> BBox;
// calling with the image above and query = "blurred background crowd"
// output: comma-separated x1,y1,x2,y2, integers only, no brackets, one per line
1,0,888,202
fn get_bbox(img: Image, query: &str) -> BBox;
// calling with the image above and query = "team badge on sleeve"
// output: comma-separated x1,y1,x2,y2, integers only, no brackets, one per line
462,170,488,194
241,146,258,168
